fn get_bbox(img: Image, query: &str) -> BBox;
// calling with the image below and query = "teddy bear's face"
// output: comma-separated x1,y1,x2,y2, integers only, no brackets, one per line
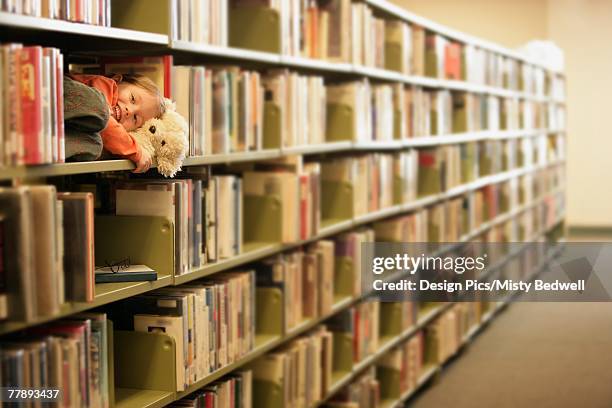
129,99,189,178
147,121,187,177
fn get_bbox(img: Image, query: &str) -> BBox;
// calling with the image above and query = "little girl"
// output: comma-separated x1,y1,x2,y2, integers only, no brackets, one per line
69,73,166,173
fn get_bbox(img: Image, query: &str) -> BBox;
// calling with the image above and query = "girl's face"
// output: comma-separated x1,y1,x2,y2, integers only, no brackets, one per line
112,82,159,131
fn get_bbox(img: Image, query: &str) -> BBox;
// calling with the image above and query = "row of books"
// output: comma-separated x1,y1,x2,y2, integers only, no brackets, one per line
424,303,481,365
59,55,565,163
162,0,563,96
377,332,424,401
169,370,252,408
253,228,376,326
112,177,216,274
326,367,380,408
322,81,564,143
0,163,562,324
173,70,565,150
102,150,561,276
0,186,94,322
173,66,264,156
115,1,563,97
108,270,255,391
174,68,326,153
172,0,227,46
374,174,563,245
172,66,326,152
320,153,416,218
0,313,109,408
2,0,111,26
251,326,334,407
1,44,65,166
249,304,415,407
255,245,335,331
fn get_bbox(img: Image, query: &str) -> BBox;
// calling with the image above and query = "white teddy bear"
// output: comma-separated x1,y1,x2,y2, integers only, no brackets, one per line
129,98,189,178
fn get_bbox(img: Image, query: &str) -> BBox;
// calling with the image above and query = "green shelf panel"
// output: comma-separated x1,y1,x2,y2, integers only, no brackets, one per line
229,6,281,53
114,388,175,408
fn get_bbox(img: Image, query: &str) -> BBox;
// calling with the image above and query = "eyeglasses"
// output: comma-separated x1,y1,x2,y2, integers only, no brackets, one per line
103,257,131,273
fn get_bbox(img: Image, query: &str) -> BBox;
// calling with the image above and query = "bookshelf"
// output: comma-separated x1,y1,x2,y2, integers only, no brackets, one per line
0,0,566,407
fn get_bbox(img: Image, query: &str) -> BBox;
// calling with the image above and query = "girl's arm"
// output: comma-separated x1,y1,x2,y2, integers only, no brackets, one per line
101,117,151,172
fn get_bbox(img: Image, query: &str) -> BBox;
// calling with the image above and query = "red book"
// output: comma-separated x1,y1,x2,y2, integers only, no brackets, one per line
20,46,43,164
445,42,462,80
418,150,437,167
56,51,65,162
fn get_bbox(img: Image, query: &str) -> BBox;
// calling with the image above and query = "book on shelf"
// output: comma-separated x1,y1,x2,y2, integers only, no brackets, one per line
108,269,254,391
460,142,478,183
327,367,380,408
2,0,111,26
3,187,87,316
94,264,157,283
170,0,228,46
385,19,412,74
214,174,242,259
444,41,462,80
256,252,305,332
327,301,379,365
373,211,428,243
393,150,419,205
1,44,65,166
445,197,464,241
208,67,265,154
60,192,95,304
242,166,297,243
417,147,443,197
427,203,445,243
262,70,326,148
320,156,368,220
425,32,448,79
8,313,110,408
251,326,333,407
114,179,191,275
169,370,252,408
424,304,482,366
334,228,374,298
430,90,452,136
30,185,62,316
376,331,423,400
326,80,370,143
306,240,335,317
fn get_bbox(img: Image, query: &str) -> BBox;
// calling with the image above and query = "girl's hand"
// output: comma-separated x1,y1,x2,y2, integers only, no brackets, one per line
133,149,152,173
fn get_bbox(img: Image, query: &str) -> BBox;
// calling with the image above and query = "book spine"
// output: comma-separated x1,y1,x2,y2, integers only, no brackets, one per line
20,46,43,165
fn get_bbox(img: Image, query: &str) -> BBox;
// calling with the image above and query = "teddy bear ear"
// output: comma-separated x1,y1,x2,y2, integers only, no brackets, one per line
163,98,177,112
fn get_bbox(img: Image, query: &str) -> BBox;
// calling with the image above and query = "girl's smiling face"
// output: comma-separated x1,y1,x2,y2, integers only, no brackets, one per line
112,82,160,131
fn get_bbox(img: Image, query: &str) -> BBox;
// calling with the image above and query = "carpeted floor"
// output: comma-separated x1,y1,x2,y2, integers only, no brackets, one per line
408,301,612,407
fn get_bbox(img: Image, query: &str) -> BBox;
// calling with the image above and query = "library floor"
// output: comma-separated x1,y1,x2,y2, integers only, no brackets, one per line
409,301,612,408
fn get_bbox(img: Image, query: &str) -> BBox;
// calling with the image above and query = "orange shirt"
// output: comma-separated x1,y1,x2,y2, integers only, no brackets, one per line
69,74,142,162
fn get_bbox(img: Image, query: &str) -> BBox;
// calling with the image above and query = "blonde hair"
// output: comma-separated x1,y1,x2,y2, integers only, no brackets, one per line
111,73,166,117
